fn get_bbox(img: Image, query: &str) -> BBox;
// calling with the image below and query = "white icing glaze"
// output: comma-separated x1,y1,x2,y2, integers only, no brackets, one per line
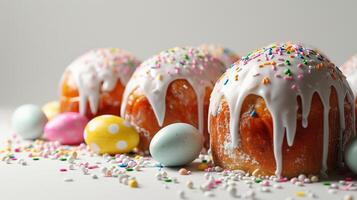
121,47,225,133
209,42,356,176
61,48,140,115
198,44,240,68
341,54,357,97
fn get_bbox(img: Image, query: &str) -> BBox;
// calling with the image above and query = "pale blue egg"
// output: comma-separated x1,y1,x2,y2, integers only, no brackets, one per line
11,104,48,140
345,137,357,174
149,123,203,166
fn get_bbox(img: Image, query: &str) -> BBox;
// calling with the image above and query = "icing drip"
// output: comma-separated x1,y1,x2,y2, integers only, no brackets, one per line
209,42,356,176
62,48,140,115
199,44,240,68
121,47,225,133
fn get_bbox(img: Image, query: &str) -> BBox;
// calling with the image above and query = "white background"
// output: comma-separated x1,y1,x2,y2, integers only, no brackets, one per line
0,0,357,106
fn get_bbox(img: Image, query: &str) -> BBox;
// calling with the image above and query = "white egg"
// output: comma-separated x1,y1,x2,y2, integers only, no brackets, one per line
11,104,48,140
149,123,203,166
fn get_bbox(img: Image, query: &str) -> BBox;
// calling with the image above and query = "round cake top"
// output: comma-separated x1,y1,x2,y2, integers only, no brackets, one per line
62,48,141,115
209,42,355,176
121,47,226,132
198,44,240,68
341,54,357,97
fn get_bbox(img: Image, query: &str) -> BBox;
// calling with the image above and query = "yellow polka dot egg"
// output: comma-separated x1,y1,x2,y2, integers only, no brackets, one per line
84,115,139,154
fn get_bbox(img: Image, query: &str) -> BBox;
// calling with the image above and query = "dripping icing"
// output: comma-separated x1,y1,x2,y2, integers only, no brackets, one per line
121,47,225,133
208,42,356,176
62,48,140,115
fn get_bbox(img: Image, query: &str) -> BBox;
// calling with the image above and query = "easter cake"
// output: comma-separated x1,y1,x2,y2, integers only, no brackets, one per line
121,47,226,151
59,48,141,119
209,42,356,177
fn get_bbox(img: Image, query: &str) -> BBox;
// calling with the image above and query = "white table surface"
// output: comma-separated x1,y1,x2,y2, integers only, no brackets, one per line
0,107,356,200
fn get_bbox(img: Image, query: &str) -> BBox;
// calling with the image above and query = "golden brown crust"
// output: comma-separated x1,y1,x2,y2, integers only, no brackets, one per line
210,88,353,177
123,79,211,151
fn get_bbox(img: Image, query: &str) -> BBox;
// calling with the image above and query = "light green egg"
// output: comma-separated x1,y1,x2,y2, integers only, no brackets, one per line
11,104,48,140
345,137,357,174
149,123,203,166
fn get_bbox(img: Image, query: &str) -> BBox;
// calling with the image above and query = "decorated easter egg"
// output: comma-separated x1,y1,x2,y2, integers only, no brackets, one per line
149,123,203,166
44,112,88,145
345,137,357,174
42,101,60,120
84,115,139,154
11,104,48,140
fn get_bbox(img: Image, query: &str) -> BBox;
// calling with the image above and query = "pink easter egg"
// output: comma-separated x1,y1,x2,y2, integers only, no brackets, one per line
44,112,88,145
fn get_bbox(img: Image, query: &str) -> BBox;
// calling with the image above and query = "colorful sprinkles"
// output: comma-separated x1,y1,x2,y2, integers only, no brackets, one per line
239,42,338,86
0,135,355,199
